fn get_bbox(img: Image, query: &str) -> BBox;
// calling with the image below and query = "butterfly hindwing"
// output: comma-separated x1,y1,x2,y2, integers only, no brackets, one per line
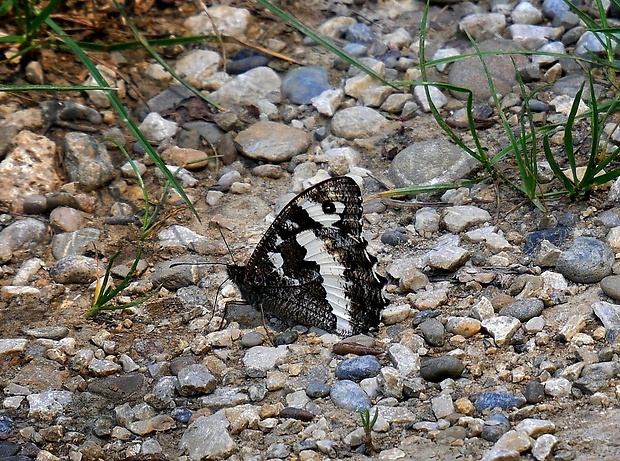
227,176,386,336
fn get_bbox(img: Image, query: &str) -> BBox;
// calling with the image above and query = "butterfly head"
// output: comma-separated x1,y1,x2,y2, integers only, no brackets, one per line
226,264,246,283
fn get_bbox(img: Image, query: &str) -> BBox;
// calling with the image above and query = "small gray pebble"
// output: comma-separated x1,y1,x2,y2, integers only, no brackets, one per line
419,318,446,347
499,298,544,321
481,414,511,442
601,275,620,301
240,331,265,347
381,229,408,246
524,380,546,404
419,356,464,382
306,381,331,398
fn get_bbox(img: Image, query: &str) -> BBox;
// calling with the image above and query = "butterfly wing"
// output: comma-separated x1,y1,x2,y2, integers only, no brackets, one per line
227,176,386,336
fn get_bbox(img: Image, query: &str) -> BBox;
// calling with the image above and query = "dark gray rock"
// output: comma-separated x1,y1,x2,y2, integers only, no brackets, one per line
419,318,446,347
601,275,620,301
481,414,511,442
499,298,544,321
419,356,464,382
306,381,331,398
524,380,546,404
556,237,614,283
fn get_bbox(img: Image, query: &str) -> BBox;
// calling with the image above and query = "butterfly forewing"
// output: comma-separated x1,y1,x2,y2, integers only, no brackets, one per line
227,176,386,336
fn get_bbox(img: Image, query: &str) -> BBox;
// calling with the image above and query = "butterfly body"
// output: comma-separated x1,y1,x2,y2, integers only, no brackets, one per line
227,176,386,336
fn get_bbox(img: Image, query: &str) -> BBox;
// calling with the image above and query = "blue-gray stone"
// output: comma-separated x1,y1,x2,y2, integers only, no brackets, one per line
524,226,570,254
345,23,377,44
475,392,526,413
0,441,19,456
499,298,544,322
306,381,331,398
481,414,511,442
281,66,332,104
330,380,371,411
227,50,270,74
380,229,408,246
556,237,614,283
335,355,381,381
172,407,192,423
542,0,571,18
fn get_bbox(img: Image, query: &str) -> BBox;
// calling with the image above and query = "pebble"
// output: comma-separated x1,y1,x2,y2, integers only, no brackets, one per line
475,393,526,412
593,301,620,342
499,298,544,322
63,133,115,191
243,346,288,378
177,364,217,396
445,317,482,338
331,106,398,140
335,355,381,381
419,356,465,382
555,237,614,283
0,218,48,252
544,377,572,397
51,227,101,259
0,131,61,214
481,316,522,346
600,275,620,301
329,380,371,411
524,380,546,404
419,318,446,346
234,121,310,162
443,206,492,233
281,66,332,105
179,411,236,460
389,139,479,188
481,414,511,442
49,255,99,284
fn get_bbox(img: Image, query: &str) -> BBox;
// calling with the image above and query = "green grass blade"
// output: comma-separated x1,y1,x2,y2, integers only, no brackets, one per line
113,1,222,111
255,0,397,89
562,83,584,186
44,16,199,220
543,134,574,192
25,0,62,35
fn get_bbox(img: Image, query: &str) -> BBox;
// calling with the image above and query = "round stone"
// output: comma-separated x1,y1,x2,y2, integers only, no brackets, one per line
556,237,614,283
329,380,370,411
601,275,620,301
499,298,544,322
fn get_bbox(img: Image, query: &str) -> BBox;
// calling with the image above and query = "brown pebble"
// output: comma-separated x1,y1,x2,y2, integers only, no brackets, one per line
332,342,383,356
279,407,314,421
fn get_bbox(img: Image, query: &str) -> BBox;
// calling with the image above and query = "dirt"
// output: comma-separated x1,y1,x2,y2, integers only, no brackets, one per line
1,0,619,460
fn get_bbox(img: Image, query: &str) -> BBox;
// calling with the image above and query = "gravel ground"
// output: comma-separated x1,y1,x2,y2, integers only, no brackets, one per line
1,0,620,460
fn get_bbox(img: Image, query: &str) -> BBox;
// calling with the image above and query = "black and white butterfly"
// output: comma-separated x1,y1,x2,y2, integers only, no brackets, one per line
227,176,387,336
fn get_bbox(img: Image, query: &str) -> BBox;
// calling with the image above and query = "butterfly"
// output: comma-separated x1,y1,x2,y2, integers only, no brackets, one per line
227,176,387,336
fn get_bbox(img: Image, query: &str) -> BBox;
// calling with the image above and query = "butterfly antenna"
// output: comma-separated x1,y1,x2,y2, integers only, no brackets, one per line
217,224,237,265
